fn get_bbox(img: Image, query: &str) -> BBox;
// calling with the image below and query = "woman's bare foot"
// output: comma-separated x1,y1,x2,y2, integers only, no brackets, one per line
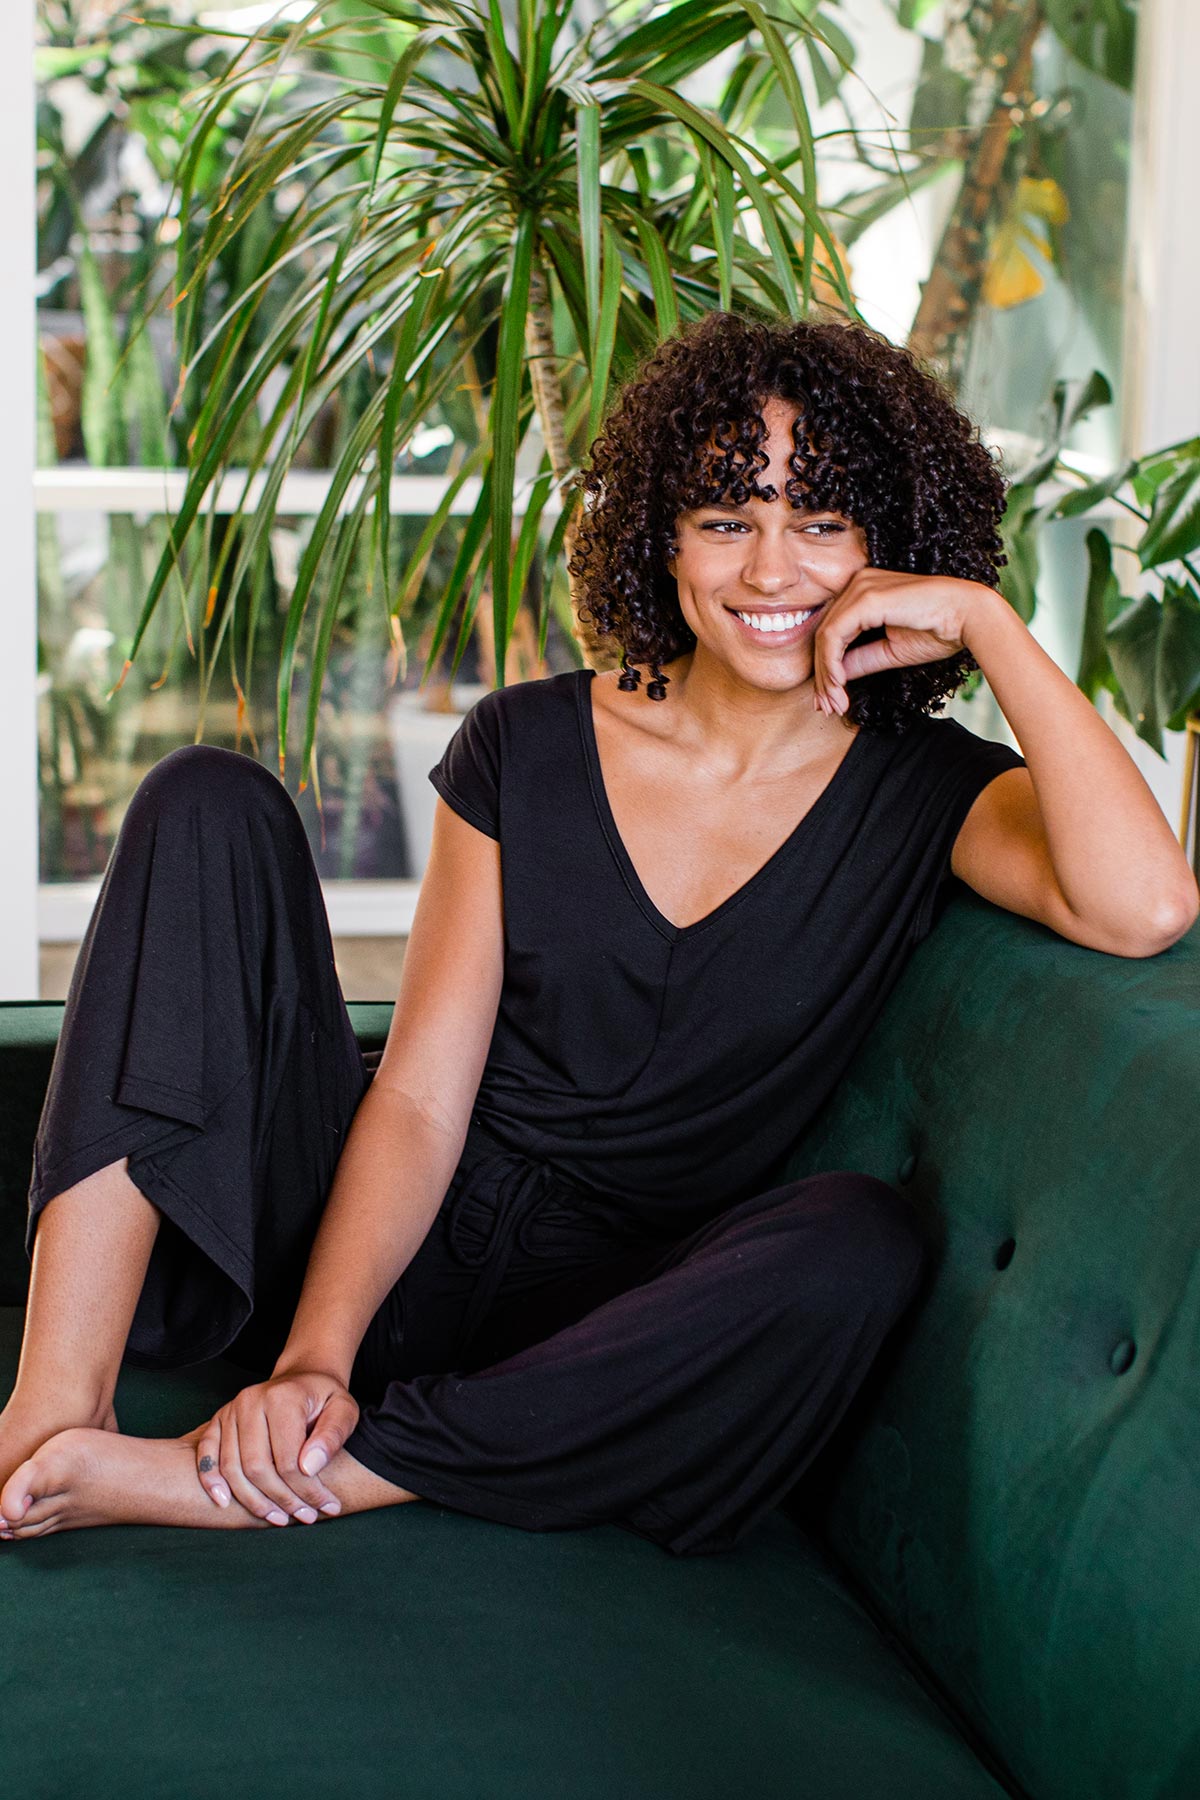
0,1390,119,1524
0,1426,418,1540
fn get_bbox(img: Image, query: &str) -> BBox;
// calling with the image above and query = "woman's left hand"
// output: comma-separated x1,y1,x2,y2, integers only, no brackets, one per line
811,569,998,716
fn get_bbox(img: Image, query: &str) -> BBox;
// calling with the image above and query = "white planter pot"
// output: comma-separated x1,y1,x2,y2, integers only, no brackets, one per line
386,685,489,878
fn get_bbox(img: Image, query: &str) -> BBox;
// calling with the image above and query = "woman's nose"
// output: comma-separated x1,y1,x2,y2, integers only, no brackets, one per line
741,533,800,594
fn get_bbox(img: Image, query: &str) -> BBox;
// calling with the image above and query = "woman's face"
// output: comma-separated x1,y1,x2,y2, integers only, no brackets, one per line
669,396,869,693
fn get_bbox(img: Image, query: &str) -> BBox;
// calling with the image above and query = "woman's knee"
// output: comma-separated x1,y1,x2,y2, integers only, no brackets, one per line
812,1171,928,1309
127,744,297,832
757,1171,928,1319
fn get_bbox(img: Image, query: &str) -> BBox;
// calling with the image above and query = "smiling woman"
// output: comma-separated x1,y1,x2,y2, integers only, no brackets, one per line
570,309,1005,728
2,309,1194,1549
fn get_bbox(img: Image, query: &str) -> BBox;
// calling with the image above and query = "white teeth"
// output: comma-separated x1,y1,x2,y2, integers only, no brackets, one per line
734,609,813,633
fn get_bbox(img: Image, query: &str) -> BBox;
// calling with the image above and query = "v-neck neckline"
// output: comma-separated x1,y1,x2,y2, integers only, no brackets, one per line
575,667,869,944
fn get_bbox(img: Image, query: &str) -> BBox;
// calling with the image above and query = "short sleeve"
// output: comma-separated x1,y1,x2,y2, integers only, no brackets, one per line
910,715,1027,939
427,689,502,841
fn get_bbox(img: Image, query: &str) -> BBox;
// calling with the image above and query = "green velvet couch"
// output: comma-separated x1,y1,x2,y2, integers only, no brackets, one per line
2,889,1197,1800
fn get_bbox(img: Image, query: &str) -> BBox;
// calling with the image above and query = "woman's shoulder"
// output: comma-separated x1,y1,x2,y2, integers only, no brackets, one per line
464,667,587,730
860,706,1026,815
451,671,589,779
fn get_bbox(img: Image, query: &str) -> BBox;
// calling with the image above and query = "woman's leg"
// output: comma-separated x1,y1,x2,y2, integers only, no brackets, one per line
339,1169,929,1557
0,1161,157,1486
0,1422,414,1540
1,744,369,1515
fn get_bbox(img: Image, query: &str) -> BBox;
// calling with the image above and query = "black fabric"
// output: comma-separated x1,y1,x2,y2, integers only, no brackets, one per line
25,739,933,1558
27,746,368,1368
428,669,1026,1218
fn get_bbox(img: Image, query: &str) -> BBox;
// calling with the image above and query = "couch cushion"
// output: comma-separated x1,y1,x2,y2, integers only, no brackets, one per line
0,1003,63,1304
0,1309,1010,1799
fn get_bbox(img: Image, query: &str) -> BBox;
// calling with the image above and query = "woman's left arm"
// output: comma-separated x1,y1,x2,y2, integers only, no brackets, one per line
813,574,1200,958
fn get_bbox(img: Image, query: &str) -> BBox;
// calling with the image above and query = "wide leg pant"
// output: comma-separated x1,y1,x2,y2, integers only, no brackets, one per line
28,745,930,1558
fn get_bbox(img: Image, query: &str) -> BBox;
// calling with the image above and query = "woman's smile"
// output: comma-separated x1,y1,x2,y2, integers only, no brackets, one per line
725,603,825,645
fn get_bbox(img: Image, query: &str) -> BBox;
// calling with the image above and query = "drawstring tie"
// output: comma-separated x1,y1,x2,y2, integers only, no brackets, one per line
443,1143,637,1360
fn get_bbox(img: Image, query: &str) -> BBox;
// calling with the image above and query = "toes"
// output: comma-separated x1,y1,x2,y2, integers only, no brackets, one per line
1,1429,92,1526
9,1509,65,1540
0,1458,38,1525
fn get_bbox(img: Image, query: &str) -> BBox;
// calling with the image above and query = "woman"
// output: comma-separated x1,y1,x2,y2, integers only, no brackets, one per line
1,312,1194,1547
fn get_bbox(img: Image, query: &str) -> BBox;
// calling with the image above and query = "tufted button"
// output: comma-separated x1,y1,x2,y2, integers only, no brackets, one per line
898,1152,917,1185
994,1238,1016,1271
1109,1337,1137,1376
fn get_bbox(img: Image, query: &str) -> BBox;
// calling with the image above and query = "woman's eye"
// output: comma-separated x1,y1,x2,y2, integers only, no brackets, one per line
695,518,848,536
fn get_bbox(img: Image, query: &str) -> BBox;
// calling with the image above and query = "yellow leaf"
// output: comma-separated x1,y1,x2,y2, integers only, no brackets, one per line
1016,176,1069,226
983,221,1046,309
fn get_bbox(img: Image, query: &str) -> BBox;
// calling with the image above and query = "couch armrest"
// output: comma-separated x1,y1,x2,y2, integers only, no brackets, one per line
780,887,1200,1800
0,1000,396,1306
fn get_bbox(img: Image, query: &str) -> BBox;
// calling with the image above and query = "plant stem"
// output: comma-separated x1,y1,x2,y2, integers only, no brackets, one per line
524,248,618,670
908,0,1043,379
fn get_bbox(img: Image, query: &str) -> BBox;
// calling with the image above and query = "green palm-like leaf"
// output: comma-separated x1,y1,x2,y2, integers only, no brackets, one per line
138,0,853,776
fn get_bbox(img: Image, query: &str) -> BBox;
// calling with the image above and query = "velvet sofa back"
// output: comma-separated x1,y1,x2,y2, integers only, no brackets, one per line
779,889,1200,1800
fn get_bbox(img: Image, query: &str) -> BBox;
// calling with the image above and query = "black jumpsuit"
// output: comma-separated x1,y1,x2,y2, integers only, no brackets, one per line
26,669,1025,1556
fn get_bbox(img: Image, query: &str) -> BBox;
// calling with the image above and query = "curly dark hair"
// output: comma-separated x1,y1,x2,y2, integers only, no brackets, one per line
568,309,1007,731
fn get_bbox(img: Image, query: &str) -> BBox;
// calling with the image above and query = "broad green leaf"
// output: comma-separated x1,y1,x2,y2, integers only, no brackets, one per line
1037,459,1136,526
1076,527,1119,700
1139,455,1200,569
1158,579,1200,729
999,482,1040,623
897,0,942,24
909,36,969,140
1131,440,1200,510
1044,0,1136,91
1011,370,1114,489
1106,593,1164,754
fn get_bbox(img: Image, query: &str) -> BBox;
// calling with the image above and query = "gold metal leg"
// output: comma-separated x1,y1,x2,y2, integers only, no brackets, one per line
1180,713,1200,876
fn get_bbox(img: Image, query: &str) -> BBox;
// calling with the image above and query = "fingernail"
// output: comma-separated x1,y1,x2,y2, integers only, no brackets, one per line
266,1509,289,1526
211,1483,231,1508
300,1448,328,1476
295,1506,319,1525
319,1500,341,1517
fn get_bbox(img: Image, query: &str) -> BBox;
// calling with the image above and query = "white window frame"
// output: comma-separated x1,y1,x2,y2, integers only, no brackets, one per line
5,0,1197,996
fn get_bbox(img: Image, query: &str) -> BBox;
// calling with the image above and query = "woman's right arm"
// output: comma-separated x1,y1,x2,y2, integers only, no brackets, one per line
193,797,504,1521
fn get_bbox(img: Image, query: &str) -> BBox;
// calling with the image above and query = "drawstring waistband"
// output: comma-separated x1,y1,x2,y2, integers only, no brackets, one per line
441,1126,644,1359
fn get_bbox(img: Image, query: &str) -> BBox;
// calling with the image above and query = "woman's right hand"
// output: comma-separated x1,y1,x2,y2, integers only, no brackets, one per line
193,1370,359,1524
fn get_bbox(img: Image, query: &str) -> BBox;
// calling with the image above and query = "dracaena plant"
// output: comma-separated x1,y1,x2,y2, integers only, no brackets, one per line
128,0,853,784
